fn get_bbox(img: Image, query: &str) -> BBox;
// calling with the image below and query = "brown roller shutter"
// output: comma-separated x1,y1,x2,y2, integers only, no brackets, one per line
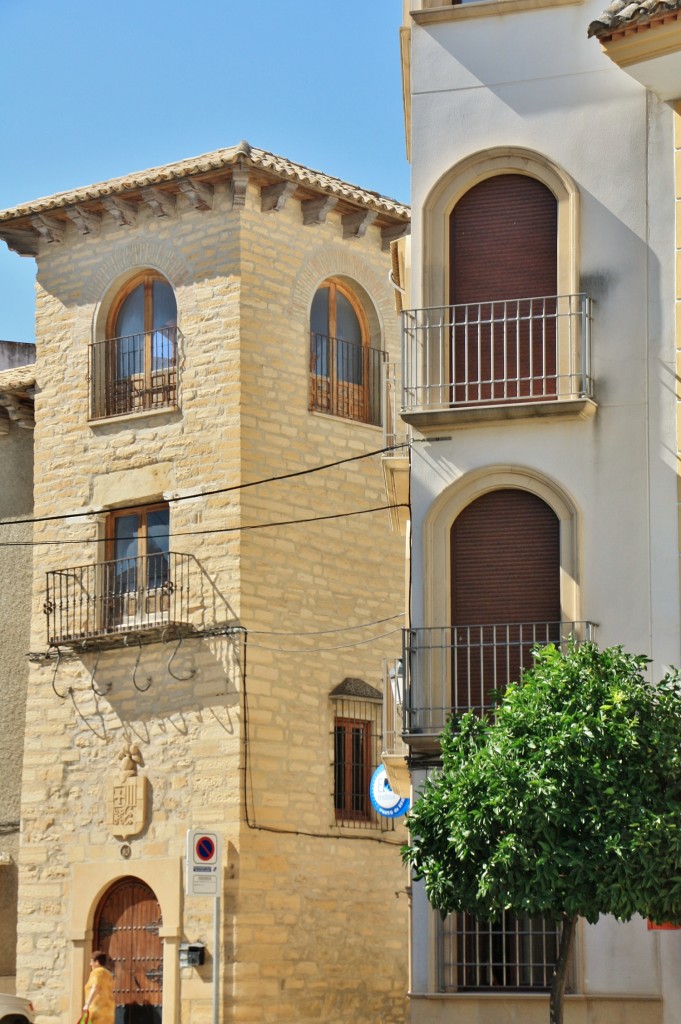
450,489,560,711
450,174,558,402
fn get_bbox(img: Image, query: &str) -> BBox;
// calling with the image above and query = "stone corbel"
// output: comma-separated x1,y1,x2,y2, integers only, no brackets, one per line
64,206,101,236
102,197,139,227
229,167,249,209
0,228,39,257
141,188,176,218
261,181,297,213
342,210,378,239
381,223,410,252
0,394,34,430
178,179,214,211
301,196,338,226
31,214,65,244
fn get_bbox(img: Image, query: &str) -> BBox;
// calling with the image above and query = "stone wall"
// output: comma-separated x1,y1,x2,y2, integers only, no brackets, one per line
0,414,33,990
18,175,408,1024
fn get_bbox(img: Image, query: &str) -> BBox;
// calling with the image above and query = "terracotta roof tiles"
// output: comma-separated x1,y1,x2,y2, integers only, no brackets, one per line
0,141,409,225
588,0,681,38
0,365,36,394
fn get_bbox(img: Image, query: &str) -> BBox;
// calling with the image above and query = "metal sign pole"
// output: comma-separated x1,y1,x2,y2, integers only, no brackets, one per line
213,894,220,1024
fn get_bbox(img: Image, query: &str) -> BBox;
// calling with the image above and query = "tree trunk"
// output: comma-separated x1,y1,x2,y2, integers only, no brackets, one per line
549,914,577,1024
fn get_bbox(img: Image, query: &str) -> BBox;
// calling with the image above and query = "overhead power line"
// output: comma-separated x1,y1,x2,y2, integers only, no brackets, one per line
0,442,409,530
0,502,409,548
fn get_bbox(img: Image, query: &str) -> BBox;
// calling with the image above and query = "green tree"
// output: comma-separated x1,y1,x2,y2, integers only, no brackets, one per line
404,642,681,1024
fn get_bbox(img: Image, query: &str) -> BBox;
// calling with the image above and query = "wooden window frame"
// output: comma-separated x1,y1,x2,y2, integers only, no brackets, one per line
334,716,372,823
103,503,171,631
99,270,178,418
105,502,170,563
309,278,374,424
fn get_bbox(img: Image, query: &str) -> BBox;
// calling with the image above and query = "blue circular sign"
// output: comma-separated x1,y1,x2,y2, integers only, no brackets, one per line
369,765,410,818
196,836,216,862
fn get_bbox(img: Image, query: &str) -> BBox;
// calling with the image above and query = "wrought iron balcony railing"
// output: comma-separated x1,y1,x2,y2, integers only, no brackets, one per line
398,621,597,744
401,294,593,414
45,552,192,646
309,332,387,426
89,326,180,419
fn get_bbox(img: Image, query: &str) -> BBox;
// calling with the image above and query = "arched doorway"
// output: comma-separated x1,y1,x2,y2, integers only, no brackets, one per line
450,488,561,712
450,174,558,402
93,877,163,1024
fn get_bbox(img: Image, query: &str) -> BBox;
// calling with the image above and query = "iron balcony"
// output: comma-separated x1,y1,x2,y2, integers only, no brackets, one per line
45,552,192,647
88,326,180,420
401,294,593,421
384,621,597,753
309,332,387,426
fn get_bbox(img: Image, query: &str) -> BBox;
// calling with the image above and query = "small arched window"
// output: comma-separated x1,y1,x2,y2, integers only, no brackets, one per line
91,270,178,419
309,279,383,425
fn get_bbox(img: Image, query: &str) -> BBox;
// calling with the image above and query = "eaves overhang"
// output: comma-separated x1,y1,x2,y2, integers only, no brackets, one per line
0,140,410,257
589,2,681,99
0,363,36,432
410,0,583,26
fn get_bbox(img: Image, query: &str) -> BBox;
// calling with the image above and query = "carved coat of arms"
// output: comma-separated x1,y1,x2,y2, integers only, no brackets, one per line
105,743,148,838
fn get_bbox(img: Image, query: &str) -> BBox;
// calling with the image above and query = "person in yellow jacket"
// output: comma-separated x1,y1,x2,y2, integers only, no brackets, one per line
83,951,115,1024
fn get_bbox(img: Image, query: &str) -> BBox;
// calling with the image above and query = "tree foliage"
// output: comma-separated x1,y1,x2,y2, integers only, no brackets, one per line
405,641,681,933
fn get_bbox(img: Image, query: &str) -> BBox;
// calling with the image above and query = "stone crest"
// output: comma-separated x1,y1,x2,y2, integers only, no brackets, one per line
105,743,148,839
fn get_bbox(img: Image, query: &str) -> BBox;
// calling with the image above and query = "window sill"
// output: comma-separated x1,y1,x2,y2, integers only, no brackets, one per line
402,396,596,434
410,0,584,26
88,405,180,428
308,409,384,431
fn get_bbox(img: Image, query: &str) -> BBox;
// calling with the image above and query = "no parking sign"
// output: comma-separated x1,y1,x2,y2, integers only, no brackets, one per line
186,828,222,897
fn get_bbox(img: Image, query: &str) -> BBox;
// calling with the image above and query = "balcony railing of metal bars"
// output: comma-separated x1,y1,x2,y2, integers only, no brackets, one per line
45,552,192,646
309,332,387,426
89,326,180,419
401,294,593,413
403,621,597,739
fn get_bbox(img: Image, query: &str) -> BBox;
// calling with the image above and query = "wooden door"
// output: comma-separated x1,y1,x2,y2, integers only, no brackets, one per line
450,174,558,403
450,489,560,713
94,878,163,1024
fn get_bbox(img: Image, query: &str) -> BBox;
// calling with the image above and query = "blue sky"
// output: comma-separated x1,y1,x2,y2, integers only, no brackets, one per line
0,1,409,343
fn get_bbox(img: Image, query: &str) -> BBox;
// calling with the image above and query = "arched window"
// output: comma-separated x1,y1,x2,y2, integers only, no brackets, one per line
450,487,561,713
404,149,592,421
309,279,384,425
450,174,558,402
91,271,178,419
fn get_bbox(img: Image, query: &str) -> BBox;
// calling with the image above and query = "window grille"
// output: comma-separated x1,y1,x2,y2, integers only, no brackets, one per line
439,911,569,992
330,682,393,831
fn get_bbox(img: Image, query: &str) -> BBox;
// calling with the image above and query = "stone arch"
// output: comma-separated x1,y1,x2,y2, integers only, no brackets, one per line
69,239,196,356
420,146,579,309
68,860,181,1024
90,241,193,342
423,465,581,631
288,243,394,347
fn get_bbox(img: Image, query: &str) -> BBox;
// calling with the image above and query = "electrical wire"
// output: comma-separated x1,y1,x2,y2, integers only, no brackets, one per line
0,442,408,530
249,613,403,636
240,622,403,847
0,502,408,548
246,626,402,654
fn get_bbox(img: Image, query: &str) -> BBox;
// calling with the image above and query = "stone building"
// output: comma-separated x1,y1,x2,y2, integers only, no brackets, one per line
0,141,410,1024
0,350,35,994
389,0,681,1022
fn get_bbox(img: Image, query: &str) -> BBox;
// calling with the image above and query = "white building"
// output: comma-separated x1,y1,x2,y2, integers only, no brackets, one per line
390,1,681,1021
